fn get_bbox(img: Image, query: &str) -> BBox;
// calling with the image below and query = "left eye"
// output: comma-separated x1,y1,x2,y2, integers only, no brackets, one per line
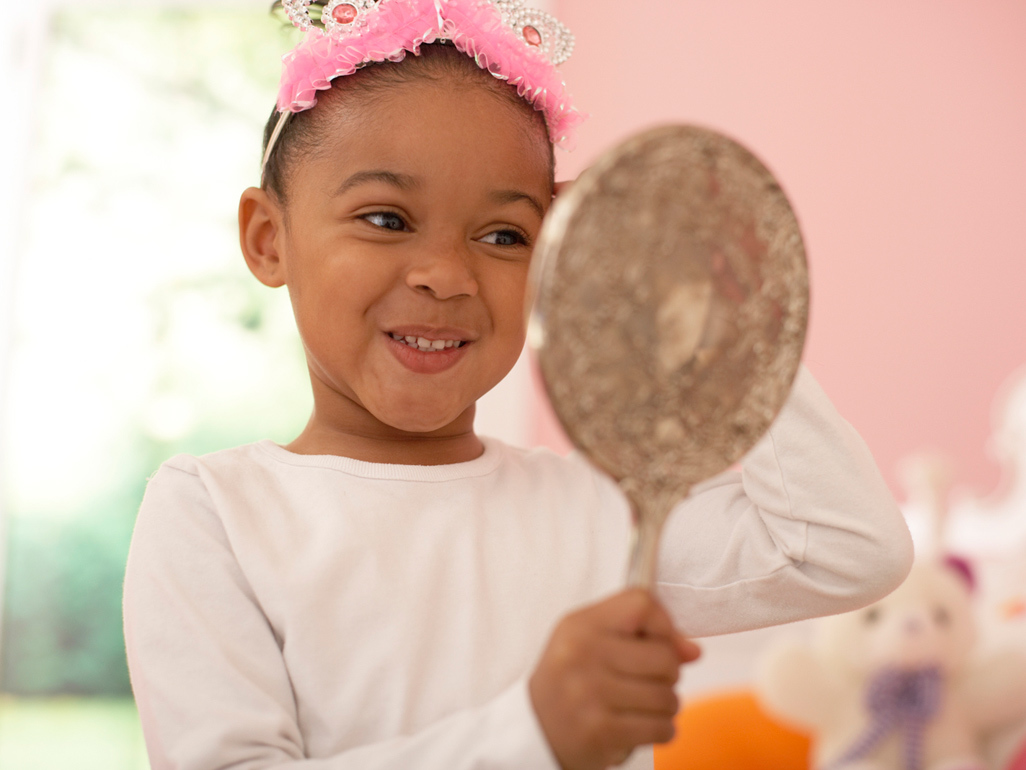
480,229,527,247
362,212,408,231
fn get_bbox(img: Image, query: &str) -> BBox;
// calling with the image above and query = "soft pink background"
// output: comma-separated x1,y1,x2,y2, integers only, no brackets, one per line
529,0,1026,497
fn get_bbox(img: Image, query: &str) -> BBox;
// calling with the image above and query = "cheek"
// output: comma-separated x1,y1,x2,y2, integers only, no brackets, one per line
486,265,530,332
291,242,392,308
472,264,529,386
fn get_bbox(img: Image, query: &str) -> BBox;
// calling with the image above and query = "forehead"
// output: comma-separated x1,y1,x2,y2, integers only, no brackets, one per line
294,78,552,198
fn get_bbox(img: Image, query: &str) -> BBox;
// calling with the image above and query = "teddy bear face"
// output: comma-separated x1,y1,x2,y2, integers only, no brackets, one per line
815,563,976,678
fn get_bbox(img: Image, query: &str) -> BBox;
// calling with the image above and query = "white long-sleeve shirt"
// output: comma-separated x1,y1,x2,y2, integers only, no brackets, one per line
123,367,913,770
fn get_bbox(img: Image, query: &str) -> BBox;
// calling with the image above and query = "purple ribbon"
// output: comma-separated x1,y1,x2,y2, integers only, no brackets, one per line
827,666,942,770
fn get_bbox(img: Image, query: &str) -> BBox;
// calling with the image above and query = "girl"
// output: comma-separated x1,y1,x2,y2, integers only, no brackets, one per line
123,2,913,769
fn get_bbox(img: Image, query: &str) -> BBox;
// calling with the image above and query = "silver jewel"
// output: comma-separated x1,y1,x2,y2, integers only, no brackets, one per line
322,0,382,38
493,0,574,65
281,0,314,31
279,0,574,68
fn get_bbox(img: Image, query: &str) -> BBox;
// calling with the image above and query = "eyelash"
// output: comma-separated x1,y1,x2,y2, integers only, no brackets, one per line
480,228,530,247
361,211,408,232
359,211,530,247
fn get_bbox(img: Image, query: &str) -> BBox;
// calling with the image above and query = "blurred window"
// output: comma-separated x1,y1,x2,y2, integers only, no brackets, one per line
0,6,308,767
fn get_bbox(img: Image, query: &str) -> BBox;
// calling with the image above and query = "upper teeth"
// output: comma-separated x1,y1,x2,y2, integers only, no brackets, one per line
391,333,465,351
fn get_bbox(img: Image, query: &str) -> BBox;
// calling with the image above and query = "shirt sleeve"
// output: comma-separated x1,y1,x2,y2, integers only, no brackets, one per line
123,465,560,770
653,365,914,637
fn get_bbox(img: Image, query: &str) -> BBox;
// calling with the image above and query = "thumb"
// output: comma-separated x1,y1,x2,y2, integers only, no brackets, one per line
637,595,702,663
674,633,702,663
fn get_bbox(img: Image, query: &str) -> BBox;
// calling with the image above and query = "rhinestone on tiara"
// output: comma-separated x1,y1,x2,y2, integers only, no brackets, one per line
322,0,383,37
280,0,573,67
492,0,574,66
281,0,314,31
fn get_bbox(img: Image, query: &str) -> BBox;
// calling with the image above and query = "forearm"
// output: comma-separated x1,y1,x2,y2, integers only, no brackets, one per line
129,668,557,770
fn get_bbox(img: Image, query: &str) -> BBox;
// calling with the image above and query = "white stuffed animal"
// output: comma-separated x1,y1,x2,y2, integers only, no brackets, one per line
756,560,1026,770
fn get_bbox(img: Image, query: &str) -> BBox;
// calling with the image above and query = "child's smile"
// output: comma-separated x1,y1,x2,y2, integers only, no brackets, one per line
386,328,472,374
388,333,467,353
240,74,553,463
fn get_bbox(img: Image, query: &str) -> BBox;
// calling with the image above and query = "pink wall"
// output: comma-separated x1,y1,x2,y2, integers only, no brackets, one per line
530,0,1026,497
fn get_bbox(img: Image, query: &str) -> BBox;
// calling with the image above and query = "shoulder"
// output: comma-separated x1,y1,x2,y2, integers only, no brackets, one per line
137,442,283,534
144,440,304,503
153,440,278,480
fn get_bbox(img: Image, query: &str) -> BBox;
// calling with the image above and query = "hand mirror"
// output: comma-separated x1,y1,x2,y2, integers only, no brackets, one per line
528,125,809,588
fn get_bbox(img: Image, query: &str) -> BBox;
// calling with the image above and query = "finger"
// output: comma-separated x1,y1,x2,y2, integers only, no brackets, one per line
633,596,702,664
587,589,689,656
601,636,682,683
609,748,634,768
601,711,677,749
598,673,680,717
675,633,702,663
587,588,659,637
636,594,680,644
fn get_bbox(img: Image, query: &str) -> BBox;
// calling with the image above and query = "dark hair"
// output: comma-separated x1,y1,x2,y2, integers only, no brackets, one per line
261,42,555,204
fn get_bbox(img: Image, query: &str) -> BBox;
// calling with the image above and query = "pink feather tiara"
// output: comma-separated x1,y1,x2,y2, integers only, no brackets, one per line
263,0,583,171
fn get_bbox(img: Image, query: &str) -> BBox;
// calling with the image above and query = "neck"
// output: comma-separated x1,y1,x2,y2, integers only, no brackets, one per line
286,379,484,466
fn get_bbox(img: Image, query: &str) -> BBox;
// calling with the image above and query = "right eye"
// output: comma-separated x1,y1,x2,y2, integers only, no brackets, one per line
361,211,408,231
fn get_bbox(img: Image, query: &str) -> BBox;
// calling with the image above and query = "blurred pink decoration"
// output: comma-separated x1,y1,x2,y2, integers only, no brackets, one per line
1008,741,1026,770
898,365,1026,770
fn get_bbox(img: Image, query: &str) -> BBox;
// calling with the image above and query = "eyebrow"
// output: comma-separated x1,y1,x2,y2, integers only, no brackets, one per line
332,171,545,219
491,189,545,219
332,170,419,198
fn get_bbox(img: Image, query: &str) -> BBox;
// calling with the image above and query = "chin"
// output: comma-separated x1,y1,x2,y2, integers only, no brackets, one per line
389,417,457,434
375,402,473,436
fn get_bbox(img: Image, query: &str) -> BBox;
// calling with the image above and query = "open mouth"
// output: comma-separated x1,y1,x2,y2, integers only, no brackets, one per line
388,332,467,352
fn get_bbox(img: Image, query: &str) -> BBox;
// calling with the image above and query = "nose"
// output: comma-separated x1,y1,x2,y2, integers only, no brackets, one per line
904,617,925,635
405,240,479,300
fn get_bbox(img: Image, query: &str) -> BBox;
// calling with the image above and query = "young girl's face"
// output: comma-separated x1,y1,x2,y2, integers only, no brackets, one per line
268,77,552,445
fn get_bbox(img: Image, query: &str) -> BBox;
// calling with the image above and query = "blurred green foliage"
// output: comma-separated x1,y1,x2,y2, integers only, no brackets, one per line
0,270,310,696
0,696,149,769
1,487,144,695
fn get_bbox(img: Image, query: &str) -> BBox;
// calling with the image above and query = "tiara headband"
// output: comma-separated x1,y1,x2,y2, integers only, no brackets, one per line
263,0,583,172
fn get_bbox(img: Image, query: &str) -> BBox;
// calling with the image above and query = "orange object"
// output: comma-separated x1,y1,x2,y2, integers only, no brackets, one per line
999,597,1026,620
654,689,812,770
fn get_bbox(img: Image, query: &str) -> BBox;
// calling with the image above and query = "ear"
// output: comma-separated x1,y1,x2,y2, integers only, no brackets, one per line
239,186,287,288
